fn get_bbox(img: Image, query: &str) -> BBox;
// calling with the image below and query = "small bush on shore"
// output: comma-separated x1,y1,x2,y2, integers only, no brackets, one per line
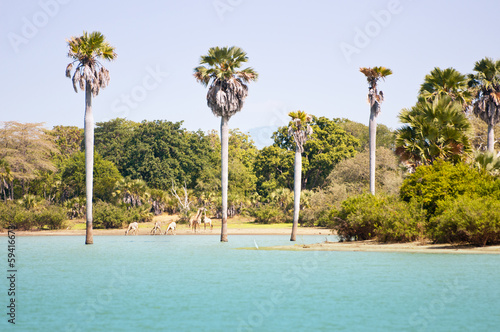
248,204,288,224
36,206,67,230
430,195,500,246
332,194,384,241
331,194,426,242
0,201,66,230
93,201,153,229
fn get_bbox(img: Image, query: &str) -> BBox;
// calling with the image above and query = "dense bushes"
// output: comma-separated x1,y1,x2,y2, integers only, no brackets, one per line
330,194,425,242
329,161,500,246
400,160,493,216
248,204,289,224
93,201,153,229
0,202,66,230
430,196,500,246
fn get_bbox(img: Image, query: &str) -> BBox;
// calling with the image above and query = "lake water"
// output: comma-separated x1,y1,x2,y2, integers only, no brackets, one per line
1,235,499,331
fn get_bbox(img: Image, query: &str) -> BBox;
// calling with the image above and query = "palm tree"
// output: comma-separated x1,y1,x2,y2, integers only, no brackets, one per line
194,46,258,242
395,96,471,167
360,66,392,195
419,67,472,106
474,151,500,176
288,111,313,241
65,31,117,245
468,57,500,152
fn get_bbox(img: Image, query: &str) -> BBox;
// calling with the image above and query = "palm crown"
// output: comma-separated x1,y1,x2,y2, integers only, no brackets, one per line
360,66,392,115
194,46,258,119
419,67,471,105
468,57,500,126
288,111,313,153
65,31,117,96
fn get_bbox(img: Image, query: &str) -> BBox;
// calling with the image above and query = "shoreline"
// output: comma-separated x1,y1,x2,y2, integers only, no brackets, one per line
0,226,329,237
245,240,500,255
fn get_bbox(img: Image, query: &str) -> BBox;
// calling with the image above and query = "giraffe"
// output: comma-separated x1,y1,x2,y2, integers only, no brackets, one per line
189,208,204,233
125,222,139,235
150,221,162,235
202,208,213,231
164,221,176,235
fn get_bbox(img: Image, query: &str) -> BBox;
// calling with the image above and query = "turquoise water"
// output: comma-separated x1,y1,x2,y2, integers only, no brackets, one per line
1,235,499,331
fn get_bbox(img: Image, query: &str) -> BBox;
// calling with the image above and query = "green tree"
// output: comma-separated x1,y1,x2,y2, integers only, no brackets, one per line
254,145,295,196
339,119,395,151
48,125,83,158
0,122,57,199
287,111,313,241
395,96,471,168
61,152,122,203
94,118,139,173
271,116,359,189
65,31,117,244
468,57,500,152
122,120,213,190
419,67,472,106
194,46,258,242
360,66,392,195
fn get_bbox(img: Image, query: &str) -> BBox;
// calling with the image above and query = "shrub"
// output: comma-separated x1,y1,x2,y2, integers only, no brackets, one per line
248,204,288,224
430,196,500,246
331,194,426,242
36,206,67,230
93,202,153,229
400,160,493,217
375,199,426,243
0,202,67,231
332,194,384,241
93,202,128,229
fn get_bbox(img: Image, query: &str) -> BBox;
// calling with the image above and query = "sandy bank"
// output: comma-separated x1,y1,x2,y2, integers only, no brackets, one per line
247,240,500,254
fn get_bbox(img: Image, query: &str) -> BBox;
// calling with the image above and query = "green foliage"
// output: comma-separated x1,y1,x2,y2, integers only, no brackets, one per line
61,152,122,201
325,147,403,196
93,201,152,229
375,199,426,243
331,194,425,243
339,119,395,152
418,67,471,106
332,194,383,241
264,116,359,191
247,204,287,224
400,160,492,217
94,118,139,173
0,201,66,230
0,122,57,200
36,206,67,230
395,96,471,167
122,120,214,190
48,125,83,159
430,196,500,246
254,145,294,196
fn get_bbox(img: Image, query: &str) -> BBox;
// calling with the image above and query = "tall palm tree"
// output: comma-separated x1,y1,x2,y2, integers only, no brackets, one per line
419,67,472,107
288,111,313,241
65,31,117,245
468,57,500,152
194,46,258,242
360,66,392,195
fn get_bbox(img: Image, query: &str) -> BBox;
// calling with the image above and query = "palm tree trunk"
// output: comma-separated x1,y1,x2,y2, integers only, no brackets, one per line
84,81,94,245
369,109,377,195
290,148,301,241
220,115,229,242
487,123,495,152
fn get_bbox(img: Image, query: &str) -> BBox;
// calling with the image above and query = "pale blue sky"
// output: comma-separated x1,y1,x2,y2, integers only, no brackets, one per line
2,0,500,147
